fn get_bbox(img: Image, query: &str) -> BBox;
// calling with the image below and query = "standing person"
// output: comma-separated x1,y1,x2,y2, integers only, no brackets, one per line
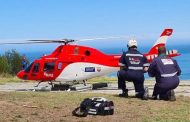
21,56,28,70
148,46,181,101
118,39,149,100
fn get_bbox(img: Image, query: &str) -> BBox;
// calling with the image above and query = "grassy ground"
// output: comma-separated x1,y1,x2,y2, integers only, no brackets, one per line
87,76,118,83
0,75,190,121
0,92,190,122
0,76,23,85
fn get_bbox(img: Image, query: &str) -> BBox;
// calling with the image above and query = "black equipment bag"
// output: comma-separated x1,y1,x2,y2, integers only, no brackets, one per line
72,97,114,117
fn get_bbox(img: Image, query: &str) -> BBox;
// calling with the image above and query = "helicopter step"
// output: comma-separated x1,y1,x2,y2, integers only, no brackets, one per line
51,84,70,91
70,84,92,91
70,83,108,91
92,83,108,90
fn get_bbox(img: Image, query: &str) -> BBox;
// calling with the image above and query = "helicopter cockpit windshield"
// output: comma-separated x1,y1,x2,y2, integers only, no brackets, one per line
24,62,34,73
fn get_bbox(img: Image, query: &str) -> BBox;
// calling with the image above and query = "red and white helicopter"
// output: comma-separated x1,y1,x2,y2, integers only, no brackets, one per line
3,29,181,87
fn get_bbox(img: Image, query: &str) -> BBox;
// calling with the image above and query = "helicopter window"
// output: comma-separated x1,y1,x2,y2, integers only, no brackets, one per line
74,47,79,55
44,62,55,72
58,62,62,70
32,63,40,73
24,62,34,73
85,50,91,56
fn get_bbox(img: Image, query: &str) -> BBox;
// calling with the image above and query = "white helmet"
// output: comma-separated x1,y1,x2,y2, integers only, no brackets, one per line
127,39,137,48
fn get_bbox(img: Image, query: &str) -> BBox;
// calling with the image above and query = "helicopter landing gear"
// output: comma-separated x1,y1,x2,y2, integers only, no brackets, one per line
83,80,87,86
48,81,53,86
34,81,43,87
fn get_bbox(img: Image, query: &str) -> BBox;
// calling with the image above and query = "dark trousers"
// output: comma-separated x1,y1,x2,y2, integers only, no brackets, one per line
118,70,145,96
153,76,180,99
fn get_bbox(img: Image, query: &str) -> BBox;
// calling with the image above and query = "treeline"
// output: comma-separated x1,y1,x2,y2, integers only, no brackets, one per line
0,50,29,76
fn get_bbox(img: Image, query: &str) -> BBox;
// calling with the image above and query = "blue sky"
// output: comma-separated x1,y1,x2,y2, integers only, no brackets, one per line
0,0,190,53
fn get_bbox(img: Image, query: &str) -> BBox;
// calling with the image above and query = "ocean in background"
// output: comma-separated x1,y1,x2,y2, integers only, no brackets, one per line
101,45,190,80
16,45,190,80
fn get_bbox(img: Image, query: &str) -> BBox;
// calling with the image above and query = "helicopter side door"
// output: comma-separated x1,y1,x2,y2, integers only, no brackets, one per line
29,62,42,80
42,62,56,81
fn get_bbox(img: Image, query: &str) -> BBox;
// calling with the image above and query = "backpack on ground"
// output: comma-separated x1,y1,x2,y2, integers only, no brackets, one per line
72,97,114,117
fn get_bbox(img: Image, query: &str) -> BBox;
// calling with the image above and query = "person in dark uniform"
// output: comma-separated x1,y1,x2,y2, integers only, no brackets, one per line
21,56,28,70
118,39,149,100
148,46,181,101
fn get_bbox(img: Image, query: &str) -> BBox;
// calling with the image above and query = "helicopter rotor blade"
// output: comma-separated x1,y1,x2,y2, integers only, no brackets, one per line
0,39,76,45
0,36,129,45
79,36,129,42
28,39,76,43
28,40,61,42
0,41,55,45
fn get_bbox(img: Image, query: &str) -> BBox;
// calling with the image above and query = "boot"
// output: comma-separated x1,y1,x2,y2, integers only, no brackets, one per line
151,94,159,100
142,87,149,100
168,90,176,101
119,89,128,97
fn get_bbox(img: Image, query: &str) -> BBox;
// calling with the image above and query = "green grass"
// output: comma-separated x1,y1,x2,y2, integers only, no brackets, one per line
87,76,118,83
0,76,24,85
0,75,119,85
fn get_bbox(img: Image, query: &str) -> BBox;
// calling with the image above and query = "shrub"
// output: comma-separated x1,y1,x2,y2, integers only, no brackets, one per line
0,56,10,73
0,49,29,76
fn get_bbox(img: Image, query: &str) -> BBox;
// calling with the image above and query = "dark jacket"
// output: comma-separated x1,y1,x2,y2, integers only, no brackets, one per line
148,55,181,85
119,48,149,73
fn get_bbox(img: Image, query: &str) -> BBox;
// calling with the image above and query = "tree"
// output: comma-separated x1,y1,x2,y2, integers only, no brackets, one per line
0,56,10,74
0,50,29,76
4,50,23,75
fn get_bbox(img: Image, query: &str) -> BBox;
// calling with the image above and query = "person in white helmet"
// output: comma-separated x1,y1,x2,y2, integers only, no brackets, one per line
118,39,149,100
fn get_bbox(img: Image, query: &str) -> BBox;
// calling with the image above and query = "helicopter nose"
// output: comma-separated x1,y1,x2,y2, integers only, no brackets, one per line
16,70,25,79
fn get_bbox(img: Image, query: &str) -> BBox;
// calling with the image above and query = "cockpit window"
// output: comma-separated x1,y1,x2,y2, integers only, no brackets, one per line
44,62,55,72
32,63,40,73
25,62,34,73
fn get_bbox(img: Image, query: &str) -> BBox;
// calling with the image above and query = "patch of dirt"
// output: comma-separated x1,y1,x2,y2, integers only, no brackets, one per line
0,92,190,122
